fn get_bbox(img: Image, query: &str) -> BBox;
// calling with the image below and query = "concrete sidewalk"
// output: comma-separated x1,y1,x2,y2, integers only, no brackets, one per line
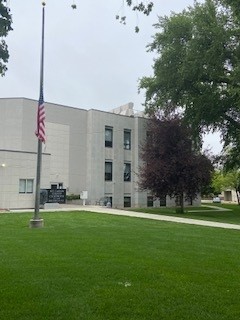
74,205,240,230
10,204,240,231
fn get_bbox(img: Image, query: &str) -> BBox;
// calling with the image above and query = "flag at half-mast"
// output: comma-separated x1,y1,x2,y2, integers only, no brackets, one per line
35,84,46,143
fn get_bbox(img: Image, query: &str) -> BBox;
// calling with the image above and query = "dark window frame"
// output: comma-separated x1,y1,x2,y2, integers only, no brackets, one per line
105,126,113,148
124,129,131,150
124,163,131,182
147,196,154,207
160,196,166,207
105,161,113,181
124,196,131,207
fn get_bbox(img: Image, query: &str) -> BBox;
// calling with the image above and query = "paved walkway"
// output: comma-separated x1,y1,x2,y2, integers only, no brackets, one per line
10,204,240,231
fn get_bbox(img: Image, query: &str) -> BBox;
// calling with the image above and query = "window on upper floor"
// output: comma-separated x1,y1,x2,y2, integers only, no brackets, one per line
124,129,131,150
105,126,113,147
124,163,131,182
19,179,34,194
105,161,113,181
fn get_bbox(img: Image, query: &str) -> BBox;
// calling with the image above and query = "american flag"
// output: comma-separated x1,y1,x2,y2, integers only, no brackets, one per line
35,86,46,143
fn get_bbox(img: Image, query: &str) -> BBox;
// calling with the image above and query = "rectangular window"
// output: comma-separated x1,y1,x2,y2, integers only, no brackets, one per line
124,196,131,208
124,163,131,182
105,162,113,181
146,131,153,140
175,195,180,206
19,179,26,193
160,196,166,207
105,127,113,147
105,196,112,206
124,130,131,150
188,197,193,206
51,183,63,189
147,196,154,207
19,179,34,194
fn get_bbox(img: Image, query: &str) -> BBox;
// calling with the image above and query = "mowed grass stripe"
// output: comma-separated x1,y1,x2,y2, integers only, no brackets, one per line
130,203,240,225
0,211,240,320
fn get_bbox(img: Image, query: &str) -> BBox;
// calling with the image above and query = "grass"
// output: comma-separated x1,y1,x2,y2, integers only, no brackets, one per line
0,211,240,319
129,203,240,225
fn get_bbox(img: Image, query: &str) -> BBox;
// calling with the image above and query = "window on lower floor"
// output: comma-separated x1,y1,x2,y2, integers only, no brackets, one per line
106,196,112,206
19,179,34,194
105,161,113,181
147,196,154,207
187,197,193,206
160,196,166,207
124,196,131,207
51,183,63,189
124,163,131,181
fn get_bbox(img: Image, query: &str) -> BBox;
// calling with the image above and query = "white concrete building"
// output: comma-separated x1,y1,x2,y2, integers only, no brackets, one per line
222,189,239,203
0,97,200,209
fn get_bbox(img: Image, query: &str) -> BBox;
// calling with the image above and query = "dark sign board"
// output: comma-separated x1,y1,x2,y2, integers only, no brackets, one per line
45,189,66,204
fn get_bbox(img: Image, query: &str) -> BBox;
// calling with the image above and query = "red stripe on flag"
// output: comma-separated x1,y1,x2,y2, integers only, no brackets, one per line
35,103,46,143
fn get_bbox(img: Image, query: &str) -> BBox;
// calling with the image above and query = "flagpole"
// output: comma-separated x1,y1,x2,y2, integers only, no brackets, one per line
30,2,45,228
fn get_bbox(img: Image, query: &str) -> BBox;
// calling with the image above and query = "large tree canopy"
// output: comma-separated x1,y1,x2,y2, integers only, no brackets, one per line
221,0,240,19
139,0,240,150
0,0,12,76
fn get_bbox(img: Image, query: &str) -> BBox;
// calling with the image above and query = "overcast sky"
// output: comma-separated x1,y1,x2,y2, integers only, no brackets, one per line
1,0,221,153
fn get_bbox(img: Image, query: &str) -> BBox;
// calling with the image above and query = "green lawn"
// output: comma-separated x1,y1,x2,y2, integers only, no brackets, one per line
0,211,240,319
130,203,240,225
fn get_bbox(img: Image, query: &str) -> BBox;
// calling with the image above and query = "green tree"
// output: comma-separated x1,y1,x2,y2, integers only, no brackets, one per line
221,0,240,19
221,143,240,170
139,0,240,151
220,145,240,203
139,115,213,213
0,0,12,76
224,170,240,204
210,168,240,204
116,0,153,32
211,170,226,195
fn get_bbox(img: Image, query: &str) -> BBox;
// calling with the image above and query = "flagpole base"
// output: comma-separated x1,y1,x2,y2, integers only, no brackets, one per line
29,218,44,228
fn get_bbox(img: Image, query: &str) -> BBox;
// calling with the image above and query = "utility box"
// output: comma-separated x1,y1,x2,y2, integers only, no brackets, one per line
80,191,88,205
80,191,88,200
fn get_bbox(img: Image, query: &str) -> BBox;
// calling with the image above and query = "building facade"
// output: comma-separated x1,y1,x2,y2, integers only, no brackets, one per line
0,98,200,209
221,189,239,203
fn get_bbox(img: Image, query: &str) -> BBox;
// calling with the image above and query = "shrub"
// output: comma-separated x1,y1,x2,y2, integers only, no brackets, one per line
66,194,80,201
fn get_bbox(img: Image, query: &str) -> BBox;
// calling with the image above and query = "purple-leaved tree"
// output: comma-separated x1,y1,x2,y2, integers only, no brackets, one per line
139,115,213,213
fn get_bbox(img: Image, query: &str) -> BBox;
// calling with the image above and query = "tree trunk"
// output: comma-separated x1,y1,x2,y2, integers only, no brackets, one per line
236,190,240,205
180,193,184,213
176,193,184,213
